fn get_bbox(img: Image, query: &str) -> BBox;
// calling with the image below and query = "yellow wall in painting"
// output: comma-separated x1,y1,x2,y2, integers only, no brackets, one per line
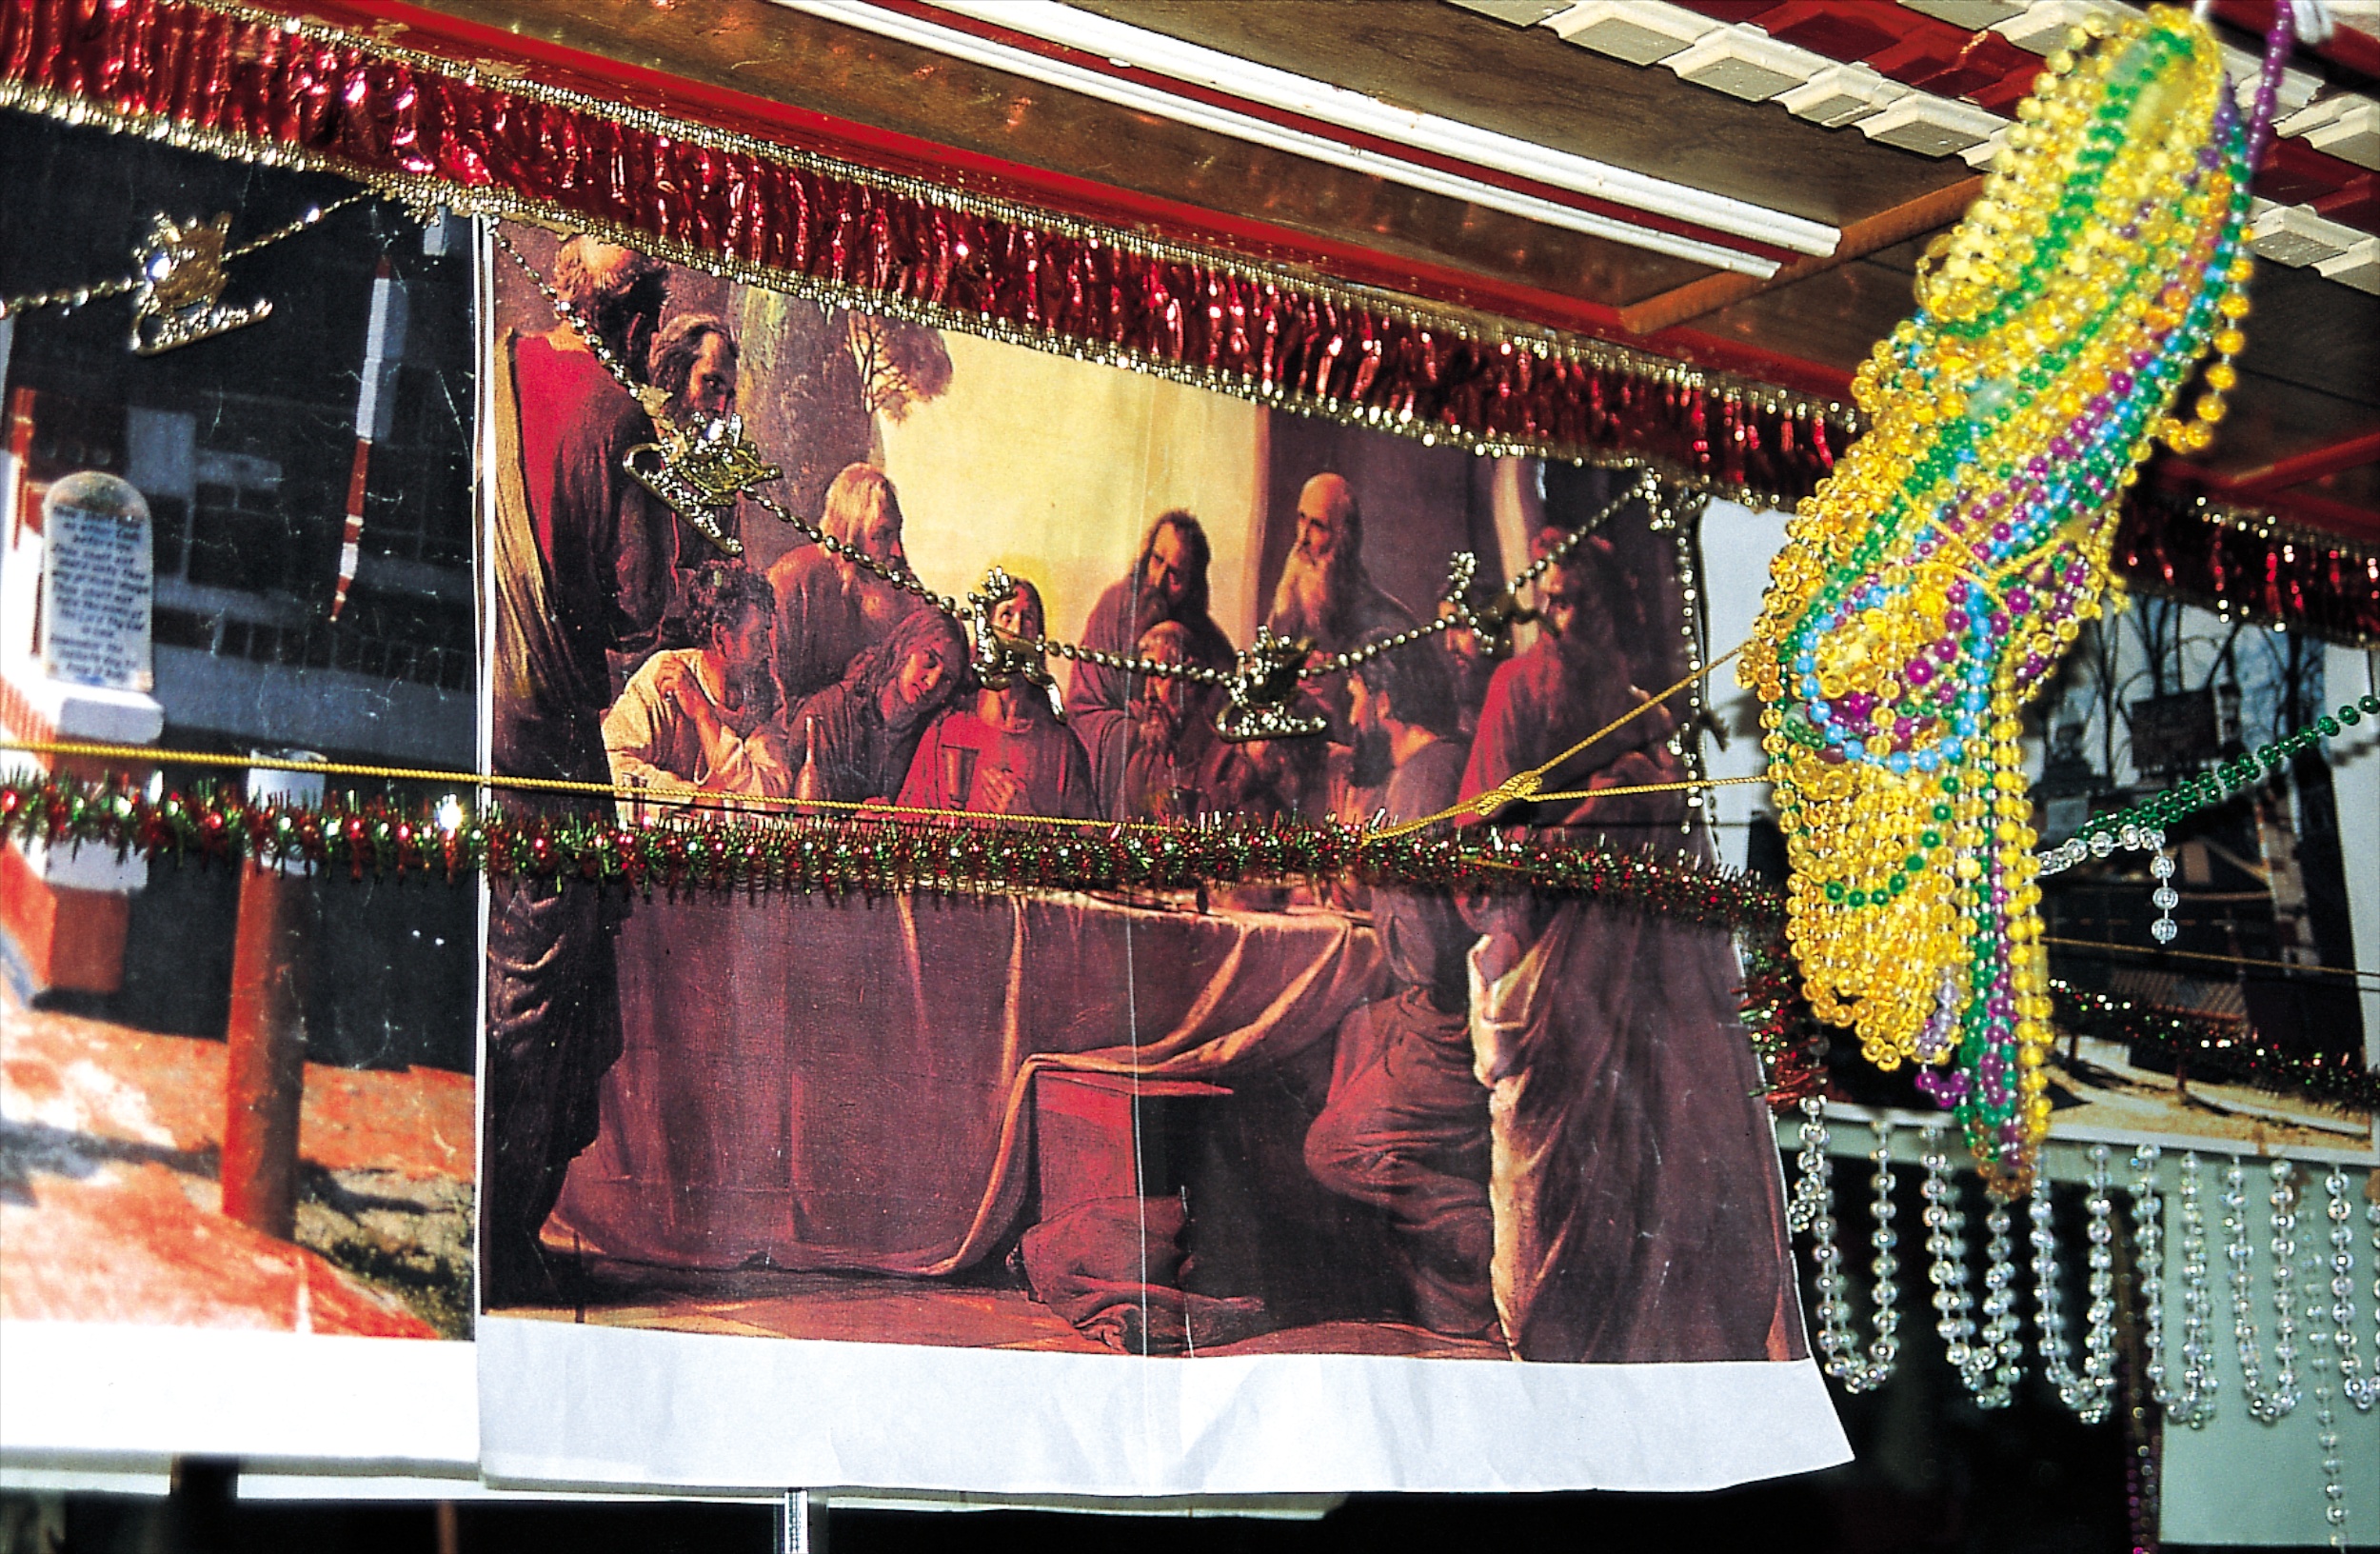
874,330,1269,651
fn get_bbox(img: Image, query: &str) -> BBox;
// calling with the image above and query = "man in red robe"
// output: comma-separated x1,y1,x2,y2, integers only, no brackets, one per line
486,233,673,1305
898,579,1097,820
1453,532,1800,1363
1303,641,1493,1337
766,463,924,714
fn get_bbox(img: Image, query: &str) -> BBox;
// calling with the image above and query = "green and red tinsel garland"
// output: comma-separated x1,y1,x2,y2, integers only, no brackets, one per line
8,772,2370,1115
2050,980,2380,1111
0,775,1780,921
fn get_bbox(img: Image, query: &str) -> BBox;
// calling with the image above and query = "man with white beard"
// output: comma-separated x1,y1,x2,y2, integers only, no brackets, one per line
1265,472,1418,660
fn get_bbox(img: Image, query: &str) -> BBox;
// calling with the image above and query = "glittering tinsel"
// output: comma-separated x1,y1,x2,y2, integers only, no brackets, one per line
2050,980,2380,1111
1738,929,1830,1107
0,774,1783,922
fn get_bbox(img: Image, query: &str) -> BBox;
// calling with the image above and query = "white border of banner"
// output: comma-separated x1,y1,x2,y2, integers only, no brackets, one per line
0,1322,476,1465
477,1318,1848,1496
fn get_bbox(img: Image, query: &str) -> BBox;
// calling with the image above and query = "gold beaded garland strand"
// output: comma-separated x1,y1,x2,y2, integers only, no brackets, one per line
1741,4,2276,1193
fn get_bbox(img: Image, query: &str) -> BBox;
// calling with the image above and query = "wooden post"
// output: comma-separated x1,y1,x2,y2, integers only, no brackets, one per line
220,757,323,1240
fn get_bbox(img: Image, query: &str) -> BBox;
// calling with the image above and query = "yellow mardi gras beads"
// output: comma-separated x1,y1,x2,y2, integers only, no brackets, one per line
1740,5,2264,1193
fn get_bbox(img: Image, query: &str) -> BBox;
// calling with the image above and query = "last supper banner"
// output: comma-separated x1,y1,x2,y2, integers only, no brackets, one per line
471,218,1845,1495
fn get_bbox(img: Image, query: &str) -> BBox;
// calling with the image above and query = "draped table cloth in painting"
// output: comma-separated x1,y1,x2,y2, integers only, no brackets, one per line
550,892,1385,1275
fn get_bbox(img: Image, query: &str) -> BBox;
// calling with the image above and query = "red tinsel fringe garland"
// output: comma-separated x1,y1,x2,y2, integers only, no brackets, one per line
2,0,2373,639
2113,488,2380,644
0,0,1847,505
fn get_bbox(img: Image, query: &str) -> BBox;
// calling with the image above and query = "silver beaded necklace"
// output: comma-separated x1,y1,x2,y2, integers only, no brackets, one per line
2304,1231,2350,1551
2027,1147,2118,1423
2134,1145,2219,1426
1979,1198,2026,1409
1862,1124,1904,1393
1924,1126,1994,1400
1795,1108,1901,1394
2330,1167,2375,1415
2080,1146,2121,1419
1790,1092,1829,1237
2226,1157,2302,1424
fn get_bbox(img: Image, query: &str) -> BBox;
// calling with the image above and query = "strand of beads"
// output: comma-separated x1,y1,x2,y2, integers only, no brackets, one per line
1790,1090,1829,1235
1742,3,2285,1191
1980,1200,2026,1409
2305,1232,2350,1551
1925,1126,1994,1399
1799,1110,1904,1393
2079,1146,2120,1421
2029,1155,2115,1422
2135,1146,2217,1426
2032,1169,2085,1408
2369,1183,2380,1411
2037,695,2377,879
1856,1121,1904,1392
2175,1151,2222,1424
2134,1146,2173,1404
1800,1105,1862,1382
2329,1168,2374,1414
2227,1158,2301,1424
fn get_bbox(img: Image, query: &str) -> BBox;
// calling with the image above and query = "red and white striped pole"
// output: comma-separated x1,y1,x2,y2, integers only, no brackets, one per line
331,257,406,621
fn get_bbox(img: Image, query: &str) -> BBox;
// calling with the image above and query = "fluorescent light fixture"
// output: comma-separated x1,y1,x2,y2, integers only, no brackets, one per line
786,0,1840,275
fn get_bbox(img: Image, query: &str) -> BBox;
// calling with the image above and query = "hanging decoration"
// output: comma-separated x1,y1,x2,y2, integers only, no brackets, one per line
2052,982,2380,1111
1795,1126,2372,1546
0,193,364,348
2039,693,2377,880
0,767,1783,922
1742,3,2306,1193
2115,489,2380,648
0,0,2372,639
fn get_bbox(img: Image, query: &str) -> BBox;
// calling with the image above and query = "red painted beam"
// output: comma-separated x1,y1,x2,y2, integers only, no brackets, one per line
2217,428,2380,497
2212,1,2380,85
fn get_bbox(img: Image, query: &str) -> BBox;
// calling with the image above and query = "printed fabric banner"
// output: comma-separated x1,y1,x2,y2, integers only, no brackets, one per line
473,219,1844,1495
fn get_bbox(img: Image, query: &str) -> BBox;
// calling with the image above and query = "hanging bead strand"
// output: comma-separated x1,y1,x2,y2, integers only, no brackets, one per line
2032,1166,2085,1408
1860,1120,1904,1392
2305,1231,2350,1551
1925,1124,1993,1399
1791,1090,1830,1236
1980,1200,2026,1408
2080,1145,2120,1422
2031,1156,2113,1422
2330,1167,2373,1414
2228,1157,2301,1424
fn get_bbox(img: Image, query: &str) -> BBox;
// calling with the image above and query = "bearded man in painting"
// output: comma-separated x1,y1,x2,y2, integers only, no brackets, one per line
486,232,673,1306
1265,473,1418,658
1064,509,1237,720
643,311,744,566
1453,533,1799,1365
1107,622,1288,824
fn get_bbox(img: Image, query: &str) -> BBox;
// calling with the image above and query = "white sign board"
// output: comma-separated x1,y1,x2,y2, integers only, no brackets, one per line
38,471,153,693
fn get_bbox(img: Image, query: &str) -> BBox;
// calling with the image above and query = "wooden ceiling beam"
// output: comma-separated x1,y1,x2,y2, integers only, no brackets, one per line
1616,174,1980,336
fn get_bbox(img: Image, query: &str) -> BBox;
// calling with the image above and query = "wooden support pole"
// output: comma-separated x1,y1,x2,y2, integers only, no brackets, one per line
220,757,322,1240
